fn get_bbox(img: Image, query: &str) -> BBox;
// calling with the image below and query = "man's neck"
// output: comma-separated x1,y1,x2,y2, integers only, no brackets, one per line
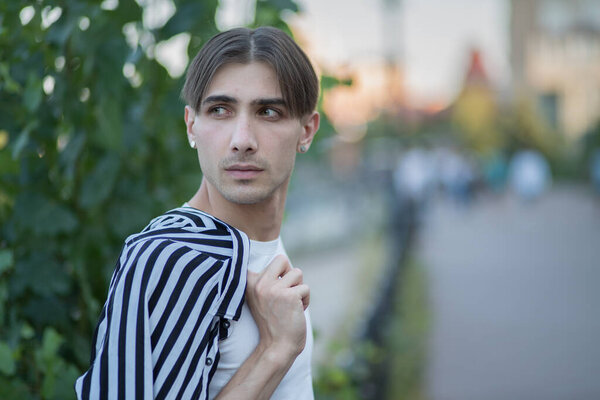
187,179,286,242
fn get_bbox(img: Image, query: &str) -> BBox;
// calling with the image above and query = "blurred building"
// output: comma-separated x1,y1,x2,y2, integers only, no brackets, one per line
510,0,600,140
451,49,503,156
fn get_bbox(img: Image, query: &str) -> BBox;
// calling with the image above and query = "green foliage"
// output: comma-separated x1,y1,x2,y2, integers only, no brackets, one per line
313,257,430,400
313,339,382,400
0,0,306,398
384,258,429,400
500,98,564,160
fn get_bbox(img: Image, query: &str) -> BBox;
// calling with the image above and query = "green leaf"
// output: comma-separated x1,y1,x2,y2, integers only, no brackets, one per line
12,253,70,297
40,328,63,367
94,100,124,151
20,323,35,340
259,0,299,12
46,14,75,46
79,154,120,208
59,131,86,181
115,0,143,24
23,73,42,113
0,376,30,399
47,363,80,400
0,63,21,94
0,341,16,376
0,249,13,274
14,192,78,235
0,282,7,325
159,0,217,40
22,296,70,328
11,121,38,160
321,75,352,91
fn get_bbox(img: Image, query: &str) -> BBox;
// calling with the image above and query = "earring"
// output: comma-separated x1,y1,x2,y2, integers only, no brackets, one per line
189,140,196,149
299,145,307,153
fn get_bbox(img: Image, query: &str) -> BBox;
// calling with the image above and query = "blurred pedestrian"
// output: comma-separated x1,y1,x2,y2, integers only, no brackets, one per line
393,147,436,221
508,149,552,202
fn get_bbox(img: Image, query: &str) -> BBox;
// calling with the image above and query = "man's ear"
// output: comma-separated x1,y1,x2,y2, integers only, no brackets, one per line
184,105,196,145
297,111,320,153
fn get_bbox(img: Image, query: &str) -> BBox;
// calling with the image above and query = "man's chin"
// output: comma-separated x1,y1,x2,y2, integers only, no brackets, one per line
221,188,272,205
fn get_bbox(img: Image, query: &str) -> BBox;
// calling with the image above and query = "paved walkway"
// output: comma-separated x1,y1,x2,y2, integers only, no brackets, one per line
418,186,600,400
291,234,388,366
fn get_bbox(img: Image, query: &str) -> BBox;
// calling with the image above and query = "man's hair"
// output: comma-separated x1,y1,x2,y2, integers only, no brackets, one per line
181,27,319,119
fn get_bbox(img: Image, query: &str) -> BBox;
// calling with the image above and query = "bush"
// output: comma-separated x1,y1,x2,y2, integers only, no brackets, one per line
0,0,298,397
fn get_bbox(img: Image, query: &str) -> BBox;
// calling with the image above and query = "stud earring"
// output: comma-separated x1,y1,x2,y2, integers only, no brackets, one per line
189,140,196,149
299,145,307,153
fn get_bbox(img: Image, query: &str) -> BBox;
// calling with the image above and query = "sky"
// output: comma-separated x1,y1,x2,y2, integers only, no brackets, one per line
154,0,511,110
289,0,510,107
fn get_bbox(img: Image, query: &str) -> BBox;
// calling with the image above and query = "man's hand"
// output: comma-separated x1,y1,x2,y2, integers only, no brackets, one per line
245,255,310,360
215,256,310,399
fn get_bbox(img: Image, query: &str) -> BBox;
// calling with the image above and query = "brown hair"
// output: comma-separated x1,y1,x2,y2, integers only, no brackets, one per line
181,27,319,119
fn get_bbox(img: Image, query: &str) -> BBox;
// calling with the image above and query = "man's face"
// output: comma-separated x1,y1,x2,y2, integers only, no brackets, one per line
185,62,318,205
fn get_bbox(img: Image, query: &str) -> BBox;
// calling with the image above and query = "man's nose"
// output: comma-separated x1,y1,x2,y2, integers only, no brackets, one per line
230,114,257,154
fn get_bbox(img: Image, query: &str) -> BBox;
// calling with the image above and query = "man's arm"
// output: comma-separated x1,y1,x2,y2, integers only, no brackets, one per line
215,255,309,400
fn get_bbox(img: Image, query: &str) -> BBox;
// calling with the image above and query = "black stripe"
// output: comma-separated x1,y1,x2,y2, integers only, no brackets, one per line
178,207,233,234
217,228,245,318
127,228,200,245
116,240,159,398
147,246,196,315
199,228,231,237
152,260,223,378
174,320,219,399
128,230,233,251
193,375,205,400
88,306,106,364
164,209,207,227
155,286,219,400
97,241,150,400
80,369,91,399
150,254,213,349
207,346,221,383
134,240,171,399
107,254,123,300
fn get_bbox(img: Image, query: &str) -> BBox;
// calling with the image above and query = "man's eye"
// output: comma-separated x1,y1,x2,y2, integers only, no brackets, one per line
260,108,279,118
210,106,229,116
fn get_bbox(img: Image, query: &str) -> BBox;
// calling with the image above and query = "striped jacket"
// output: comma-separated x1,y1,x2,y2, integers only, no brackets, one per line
75,206,250,399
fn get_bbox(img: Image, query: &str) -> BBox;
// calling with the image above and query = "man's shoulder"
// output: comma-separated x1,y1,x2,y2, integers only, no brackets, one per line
126,207,229,243
115,206,249,321
144,206,229,233
122,206,248,263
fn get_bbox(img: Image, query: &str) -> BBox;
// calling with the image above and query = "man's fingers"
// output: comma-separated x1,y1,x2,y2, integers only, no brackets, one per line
278,267,303,287
292,284,310,310
264,254,292,279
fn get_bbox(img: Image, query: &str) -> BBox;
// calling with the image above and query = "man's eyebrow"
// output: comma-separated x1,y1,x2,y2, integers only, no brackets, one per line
251,98,287,107
202,95,237,105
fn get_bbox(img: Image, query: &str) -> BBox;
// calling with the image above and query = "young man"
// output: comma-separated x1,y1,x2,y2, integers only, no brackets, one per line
75,27,320,399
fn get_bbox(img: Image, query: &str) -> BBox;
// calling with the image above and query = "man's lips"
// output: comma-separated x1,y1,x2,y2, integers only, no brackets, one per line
225,164,264,179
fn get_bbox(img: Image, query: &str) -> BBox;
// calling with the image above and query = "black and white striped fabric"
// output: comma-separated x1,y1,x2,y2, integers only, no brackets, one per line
75,206,249,400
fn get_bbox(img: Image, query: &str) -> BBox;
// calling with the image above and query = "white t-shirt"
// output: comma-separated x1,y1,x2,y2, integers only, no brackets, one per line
208,237,314,399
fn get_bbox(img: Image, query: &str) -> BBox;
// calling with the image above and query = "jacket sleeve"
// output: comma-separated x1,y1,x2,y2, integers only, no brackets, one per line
75,238,230,399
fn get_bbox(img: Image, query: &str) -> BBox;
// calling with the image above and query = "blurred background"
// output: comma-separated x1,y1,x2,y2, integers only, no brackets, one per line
1,0,599,398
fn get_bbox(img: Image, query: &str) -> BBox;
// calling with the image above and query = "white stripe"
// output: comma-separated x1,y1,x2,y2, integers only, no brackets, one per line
151,257,222,366
161,314,216,399
148,249,196,325
180,323,220,400
153,279,220,393
124,240,158,399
